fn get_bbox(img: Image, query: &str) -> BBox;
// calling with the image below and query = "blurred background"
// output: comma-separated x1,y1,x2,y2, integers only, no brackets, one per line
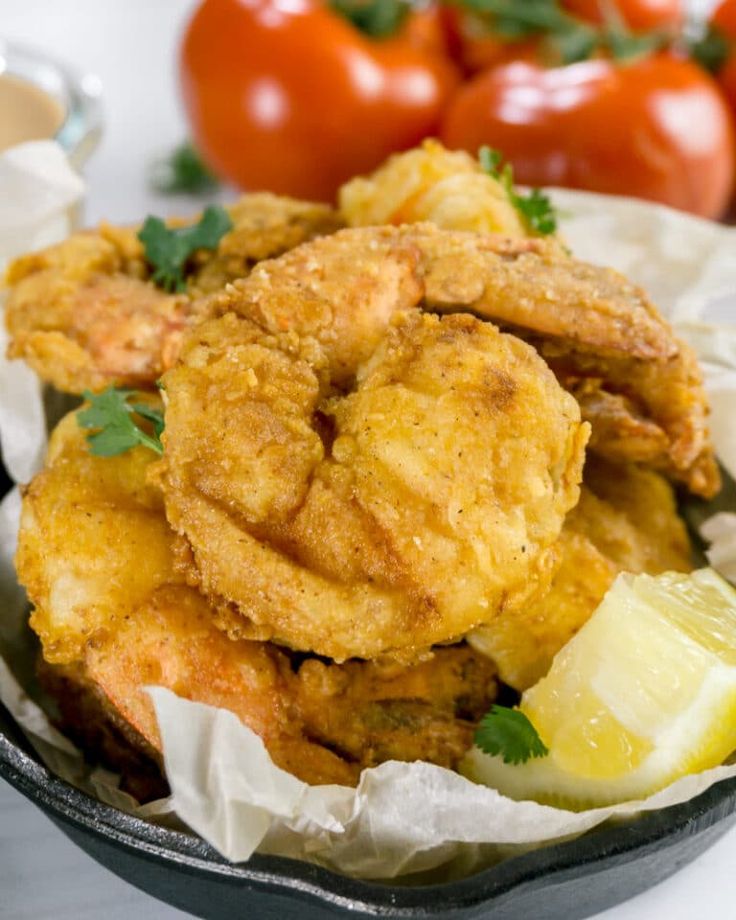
2,0,734,225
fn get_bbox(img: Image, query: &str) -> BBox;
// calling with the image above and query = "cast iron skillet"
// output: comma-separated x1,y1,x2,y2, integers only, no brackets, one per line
3,460,736,920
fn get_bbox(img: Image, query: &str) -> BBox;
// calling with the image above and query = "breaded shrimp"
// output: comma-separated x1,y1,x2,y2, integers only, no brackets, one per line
37,659,170,802
6,158,718,495
159,308,586,662
339,139,530,237
4,194,342,393
199,222,717,496
469,461,693,690
338,146,719,498
17,409,498,786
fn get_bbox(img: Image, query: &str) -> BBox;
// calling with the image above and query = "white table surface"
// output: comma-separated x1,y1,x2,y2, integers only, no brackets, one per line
2,1,735,917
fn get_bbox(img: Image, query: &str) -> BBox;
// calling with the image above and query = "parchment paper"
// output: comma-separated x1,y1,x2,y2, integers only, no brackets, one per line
1,152,736,880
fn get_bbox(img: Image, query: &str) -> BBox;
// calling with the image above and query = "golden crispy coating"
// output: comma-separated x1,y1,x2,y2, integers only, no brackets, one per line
293,647,494,770
87,597,495,782
18,405,172,665
199,222,715,496
339,144,719,497
339,139,529,237
82,582,361,786
536,339,719,497
470,461,692,690
203,224,673,375
4,194,341,393
6,162,717,497
160,307,586,662
37,659,169,802
575,458,693,575
17,410,497,785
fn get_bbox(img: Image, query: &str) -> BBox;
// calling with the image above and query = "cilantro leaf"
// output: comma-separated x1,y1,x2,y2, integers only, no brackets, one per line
479,147,557,236
514,187,558,235
138,205,233,293
77,388,164,457
130,402,165,439
474,705,549,765
151,142,220,195
479,146,503,176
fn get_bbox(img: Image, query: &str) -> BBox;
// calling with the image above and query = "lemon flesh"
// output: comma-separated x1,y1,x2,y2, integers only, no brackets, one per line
463,569,736,808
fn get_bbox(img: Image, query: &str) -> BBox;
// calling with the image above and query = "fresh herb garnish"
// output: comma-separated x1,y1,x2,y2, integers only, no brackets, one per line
77,388,164,457
514,187,559,236
479,145,504,176
479,146,558,236
474,705,549,765
151,142,220,195
330,0,411,38
456,0,666,64
138,205,233,293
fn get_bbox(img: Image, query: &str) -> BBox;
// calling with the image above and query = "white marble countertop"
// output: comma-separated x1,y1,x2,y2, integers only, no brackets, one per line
2,1,735,917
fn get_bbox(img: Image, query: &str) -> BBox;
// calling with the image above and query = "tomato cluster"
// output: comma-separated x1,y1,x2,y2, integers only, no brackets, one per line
180,0,736,218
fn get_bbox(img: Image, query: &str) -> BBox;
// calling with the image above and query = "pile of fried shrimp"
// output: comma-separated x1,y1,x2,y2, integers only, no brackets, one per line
6,141,710,797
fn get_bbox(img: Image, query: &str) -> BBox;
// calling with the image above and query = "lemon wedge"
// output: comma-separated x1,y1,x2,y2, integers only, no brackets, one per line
463,569,736,808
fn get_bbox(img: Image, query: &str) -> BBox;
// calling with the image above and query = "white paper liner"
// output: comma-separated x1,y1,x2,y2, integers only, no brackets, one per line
1,158,736,880
147,687,736,878
0,141,83,484
0,140,84,267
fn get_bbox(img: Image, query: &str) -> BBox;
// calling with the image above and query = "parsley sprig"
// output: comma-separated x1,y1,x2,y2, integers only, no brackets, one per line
138,205,233,293
77,388,164,457
479,146,557,236
474,705,549,765
151,142,221,196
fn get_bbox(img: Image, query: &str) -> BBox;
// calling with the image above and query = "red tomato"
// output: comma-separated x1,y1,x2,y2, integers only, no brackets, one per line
712,0,736,35
712,0,736,113
440,53,735,219
179,0,459,201
562,0,684,32
400,3,455,58
720,54,736,113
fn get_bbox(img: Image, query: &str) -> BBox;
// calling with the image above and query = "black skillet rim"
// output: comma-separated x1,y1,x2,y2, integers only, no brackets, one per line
3,704,736,918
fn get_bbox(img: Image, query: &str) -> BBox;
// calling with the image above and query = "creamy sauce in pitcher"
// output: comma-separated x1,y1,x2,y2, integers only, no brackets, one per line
0,73,64,152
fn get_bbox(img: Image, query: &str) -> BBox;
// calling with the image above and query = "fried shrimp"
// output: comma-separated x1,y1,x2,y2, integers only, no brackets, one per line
469,461,693,690
6,156,717,496
339,139,529,237
16,409,498,786
338,147,719,498
200,222,715,496
533,338,719,497
4,194,342,393
160,303,586,662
